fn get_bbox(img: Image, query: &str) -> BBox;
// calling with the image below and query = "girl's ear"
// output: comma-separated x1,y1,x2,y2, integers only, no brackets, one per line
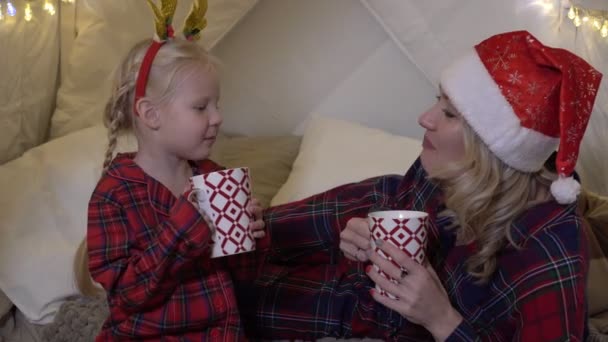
135,98,161,130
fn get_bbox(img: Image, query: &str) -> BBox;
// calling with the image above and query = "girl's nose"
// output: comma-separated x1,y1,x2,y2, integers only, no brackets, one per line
209,106,223,126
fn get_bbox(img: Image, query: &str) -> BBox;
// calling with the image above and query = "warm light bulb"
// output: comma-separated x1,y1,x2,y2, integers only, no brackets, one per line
567,6,576,19
25,3,32,21
7,1,16,17
593,19,602,30
582,16,590,22
602,22,608,37
574,15,582,27
44,1,56,15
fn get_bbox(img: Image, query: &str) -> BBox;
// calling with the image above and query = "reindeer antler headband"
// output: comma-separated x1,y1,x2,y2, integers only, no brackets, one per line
134,0,208,116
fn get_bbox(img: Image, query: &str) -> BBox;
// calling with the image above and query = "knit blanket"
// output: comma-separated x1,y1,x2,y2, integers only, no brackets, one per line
40,296,107,342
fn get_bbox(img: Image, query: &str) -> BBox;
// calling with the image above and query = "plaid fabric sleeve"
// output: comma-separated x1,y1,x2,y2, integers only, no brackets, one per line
87,195,213,313
445,319,478,342
446,214,588,341
263,174,407,264
225,174,406,283
514,218,588,341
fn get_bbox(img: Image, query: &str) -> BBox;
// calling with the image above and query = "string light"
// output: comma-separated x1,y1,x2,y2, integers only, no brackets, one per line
44,0,55,16
568,6,576,19
24,2,32,21
0,0,71,24
593,19,602,30
7,1,16,17
566,5,608,39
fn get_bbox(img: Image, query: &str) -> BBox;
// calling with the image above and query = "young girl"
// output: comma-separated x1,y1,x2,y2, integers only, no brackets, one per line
234,30,602,341
74,1,265,340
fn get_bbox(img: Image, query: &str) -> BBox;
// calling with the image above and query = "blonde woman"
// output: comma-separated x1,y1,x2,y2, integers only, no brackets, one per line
234,30,602,341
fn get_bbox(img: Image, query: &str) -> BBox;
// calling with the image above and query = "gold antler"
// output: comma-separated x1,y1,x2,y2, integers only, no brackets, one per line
183,0,208,41
146,0,178,41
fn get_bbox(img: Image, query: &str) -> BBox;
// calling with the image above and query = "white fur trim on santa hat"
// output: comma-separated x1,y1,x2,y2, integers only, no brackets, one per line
550,175,580,204
440,51,559,172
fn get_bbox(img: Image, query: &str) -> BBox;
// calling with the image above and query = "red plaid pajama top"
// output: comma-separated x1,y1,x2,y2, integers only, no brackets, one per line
87,153,249,341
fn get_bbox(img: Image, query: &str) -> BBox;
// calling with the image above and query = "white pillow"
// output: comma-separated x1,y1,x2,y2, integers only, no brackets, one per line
0,125,136,324
50,0,258,139
271,116,422,206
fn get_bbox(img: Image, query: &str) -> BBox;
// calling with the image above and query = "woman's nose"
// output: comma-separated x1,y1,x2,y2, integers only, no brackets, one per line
418,104,438,130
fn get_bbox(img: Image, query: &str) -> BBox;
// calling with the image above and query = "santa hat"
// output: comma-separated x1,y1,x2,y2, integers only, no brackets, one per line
440,30,602,204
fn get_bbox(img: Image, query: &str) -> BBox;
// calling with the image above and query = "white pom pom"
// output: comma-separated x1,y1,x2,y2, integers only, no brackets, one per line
550,175,580,204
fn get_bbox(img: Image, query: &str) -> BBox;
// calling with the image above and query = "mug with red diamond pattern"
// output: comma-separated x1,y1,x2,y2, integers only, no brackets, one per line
190,167,255,258
368,210,428,299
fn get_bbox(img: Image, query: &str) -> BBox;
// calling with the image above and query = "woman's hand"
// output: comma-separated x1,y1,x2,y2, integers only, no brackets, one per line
248,197,266,239
366,240,462,341
339,217,372,262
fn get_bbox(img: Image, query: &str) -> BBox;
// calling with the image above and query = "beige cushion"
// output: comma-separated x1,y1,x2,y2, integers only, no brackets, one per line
271,115,422,206
211,136,302,208
579,190,608,317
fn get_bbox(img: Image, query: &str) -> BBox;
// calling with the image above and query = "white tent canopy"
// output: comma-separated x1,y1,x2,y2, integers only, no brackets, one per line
1,0,605,193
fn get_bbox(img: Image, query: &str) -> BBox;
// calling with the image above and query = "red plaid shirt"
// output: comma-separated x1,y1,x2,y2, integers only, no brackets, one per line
87,153,248,341
235,158,589,341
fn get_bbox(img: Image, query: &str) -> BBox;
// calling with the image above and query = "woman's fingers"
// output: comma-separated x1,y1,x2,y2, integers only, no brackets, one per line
339,241,359,261
342,218,372,248
369,286,403,314
340,229,371,251
366,264,404,299
339,217,374,261
374,239,424,275
368,248,404,281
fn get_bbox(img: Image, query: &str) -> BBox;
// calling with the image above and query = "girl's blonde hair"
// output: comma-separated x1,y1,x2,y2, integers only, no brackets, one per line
101,38,216,171
75,39,216,296
429,122,555,284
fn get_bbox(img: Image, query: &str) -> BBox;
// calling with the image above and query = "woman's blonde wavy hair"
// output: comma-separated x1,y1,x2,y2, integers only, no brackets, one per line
428,121,556,284
74,38,216,297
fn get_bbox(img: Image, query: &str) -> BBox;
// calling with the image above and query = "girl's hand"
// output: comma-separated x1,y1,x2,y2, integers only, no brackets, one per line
339,217,372,262
248,197,266,239
366,240,462,341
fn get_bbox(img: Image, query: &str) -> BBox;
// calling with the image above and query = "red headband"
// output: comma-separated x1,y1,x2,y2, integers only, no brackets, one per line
134,41,163,116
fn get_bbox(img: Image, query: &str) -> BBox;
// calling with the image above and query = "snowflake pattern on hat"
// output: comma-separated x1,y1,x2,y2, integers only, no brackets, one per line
441,30,602,204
